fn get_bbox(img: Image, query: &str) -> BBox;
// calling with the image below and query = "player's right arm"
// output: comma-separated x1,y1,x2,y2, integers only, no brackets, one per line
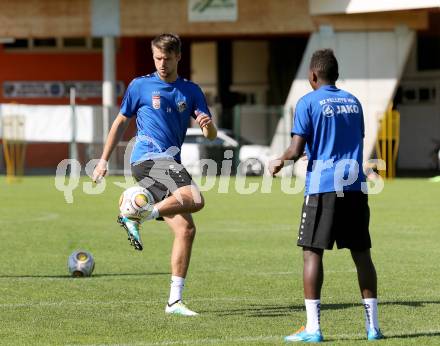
269,135,306,176
93,78,139,182
92,114,131,182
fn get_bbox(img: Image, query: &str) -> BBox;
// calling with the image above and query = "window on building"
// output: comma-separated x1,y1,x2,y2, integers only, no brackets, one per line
33,38,57,48
63,37,87,48
2,37,104,51
395,84,438,105
3,39,29,49
91,38,103,49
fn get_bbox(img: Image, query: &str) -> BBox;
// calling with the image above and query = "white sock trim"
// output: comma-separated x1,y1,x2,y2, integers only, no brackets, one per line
168,276,185,305
362,298,379,331
305,299,321,333
147,206,159,220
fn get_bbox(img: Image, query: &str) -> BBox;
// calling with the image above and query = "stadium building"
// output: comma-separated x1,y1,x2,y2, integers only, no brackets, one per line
0,0,439,174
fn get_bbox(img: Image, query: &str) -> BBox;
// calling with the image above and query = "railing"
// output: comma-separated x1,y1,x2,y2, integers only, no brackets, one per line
375,104,400,179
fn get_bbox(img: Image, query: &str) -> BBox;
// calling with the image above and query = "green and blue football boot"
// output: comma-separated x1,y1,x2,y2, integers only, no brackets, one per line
117,215,143,251
284,326,323,343
367,328,384,341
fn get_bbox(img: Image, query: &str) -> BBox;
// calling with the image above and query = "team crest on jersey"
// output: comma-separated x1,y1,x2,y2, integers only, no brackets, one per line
177,100,187,113
322,104,335,117
152,94,160,109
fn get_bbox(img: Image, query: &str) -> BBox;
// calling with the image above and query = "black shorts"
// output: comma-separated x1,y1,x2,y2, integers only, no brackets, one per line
131,159,193,202
297,191,371,250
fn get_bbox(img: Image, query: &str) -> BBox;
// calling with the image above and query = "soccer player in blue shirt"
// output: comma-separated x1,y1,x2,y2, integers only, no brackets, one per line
92,33,217,316
270,49,383,342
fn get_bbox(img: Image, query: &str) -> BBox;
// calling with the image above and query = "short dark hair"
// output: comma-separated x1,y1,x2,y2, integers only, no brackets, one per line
151,33,181,55
310,49,339,83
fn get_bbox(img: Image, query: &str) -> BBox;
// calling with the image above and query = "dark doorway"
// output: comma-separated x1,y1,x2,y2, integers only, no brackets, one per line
267,36,308,105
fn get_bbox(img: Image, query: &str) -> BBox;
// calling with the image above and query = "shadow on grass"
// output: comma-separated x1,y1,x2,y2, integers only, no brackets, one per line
209,299,440,318
0,272,170,279
327,330,440,342
208,304,303,317
325,300,440,310
386,331,440,339
208,300,440,342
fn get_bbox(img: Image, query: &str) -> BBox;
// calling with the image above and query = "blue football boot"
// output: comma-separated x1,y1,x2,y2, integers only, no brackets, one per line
284,326,323,343
367,328,384,341
117,215,143,251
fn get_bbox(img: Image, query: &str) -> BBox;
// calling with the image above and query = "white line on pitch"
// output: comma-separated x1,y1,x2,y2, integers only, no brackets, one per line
0,212,59,223
2,296,438,309
0,296,305,309
66,335,282,346
66,329,440,346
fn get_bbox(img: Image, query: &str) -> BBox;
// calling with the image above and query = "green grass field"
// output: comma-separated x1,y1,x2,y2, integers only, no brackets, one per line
0,176,439,345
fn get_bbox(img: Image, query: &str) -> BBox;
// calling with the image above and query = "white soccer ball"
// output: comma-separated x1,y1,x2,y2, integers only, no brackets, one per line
119,186,155,221
68,250,95,277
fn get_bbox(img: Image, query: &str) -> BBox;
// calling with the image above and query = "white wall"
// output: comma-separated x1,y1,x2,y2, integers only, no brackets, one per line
310,0,440,15
0,104,109,143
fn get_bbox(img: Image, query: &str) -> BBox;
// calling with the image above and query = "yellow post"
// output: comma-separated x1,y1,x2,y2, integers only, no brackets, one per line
392,110,400,177
375,104,400,179
2,115,26,183
387,105,393,178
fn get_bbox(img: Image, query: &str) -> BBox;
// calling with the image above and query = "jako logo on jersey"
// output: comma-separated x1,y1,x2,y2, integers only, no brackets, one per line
322,104,359,117
322,104,335,117
177,101,187,113
152,92,160,109
335,104,359,114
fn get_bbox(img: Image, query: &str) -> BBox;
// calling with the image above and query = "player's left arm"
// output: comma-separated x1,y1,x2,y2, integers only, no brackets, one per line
192,85,217,140
195,110,217,140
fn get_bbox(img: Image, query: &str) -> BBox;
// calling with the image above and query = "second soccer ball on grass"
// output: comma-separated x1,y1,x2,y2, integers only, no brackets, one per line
67,250,95,277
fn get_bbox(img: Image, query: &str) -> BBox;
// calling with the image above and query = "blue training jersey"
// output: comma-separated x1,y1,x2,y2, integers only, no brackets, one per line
292,85,366,195
120,72,211,164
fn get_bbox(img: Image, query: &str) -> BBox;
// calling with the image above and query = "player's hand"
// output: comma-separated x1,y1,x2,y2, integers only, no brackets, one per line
300,151,308,161
195,110,212,128
269,159,284,177
92,159,108,183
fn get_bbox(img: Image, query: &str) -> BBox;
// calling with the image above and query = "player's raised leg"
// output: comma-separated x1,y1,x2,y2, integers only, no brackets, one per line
164,212,198,316
152,185,204,219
